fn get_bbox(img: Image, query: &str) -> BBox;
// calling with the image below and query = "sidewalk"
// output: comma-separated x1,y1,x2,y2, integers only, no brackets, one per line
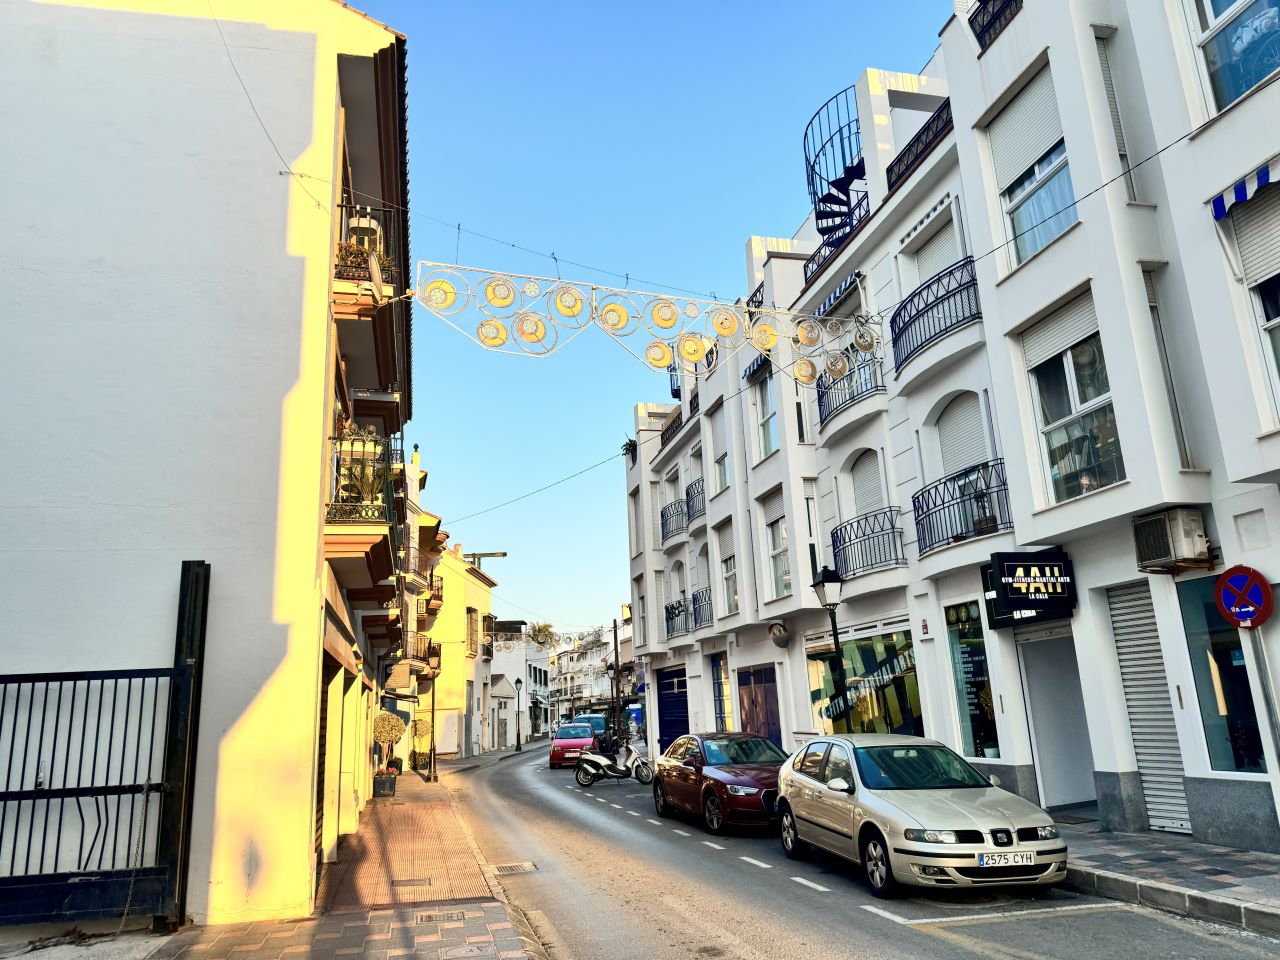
434,739,548,776
149,774,546,959
1059,818,1280,937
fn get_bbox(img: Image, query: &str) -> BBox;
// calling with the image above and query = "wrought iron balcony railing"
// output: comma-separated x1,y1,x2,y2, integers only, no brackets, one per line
327,429,394,524
689,390,700,417
747,282,765,312
890,257,980,370
912,459,1012,557
660,408,685,449
886,99,954,193
816,359,885,425
665,599,691,638
832,508,907,579
692,588,713,628
969,0,1023,51
804,86,861,210
803,192,871,284
336,202,402,283
686,477,706,522
660,499,688,541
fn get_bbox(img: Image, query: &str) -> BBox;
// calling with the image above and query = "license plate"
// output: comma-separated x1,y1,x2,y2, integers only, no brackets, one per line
564,750,579,758
979,852,1035,867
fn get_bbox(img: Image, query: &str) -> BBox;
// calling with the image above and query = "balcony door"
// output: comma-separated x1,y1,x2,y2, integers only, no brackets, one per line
850,450,884,516
937,392,987,475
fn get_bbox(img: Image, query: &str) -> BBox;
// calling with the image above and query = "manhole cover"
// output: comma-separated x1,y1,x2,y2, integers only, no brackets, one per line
493,861,537,875
417,910,465,924
392,877,432,887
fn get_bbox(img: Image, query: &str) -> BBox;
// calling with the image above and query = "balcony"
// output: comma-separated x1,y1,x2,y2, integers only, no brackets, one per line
890,257,980,371
831,508,907,579
803,85,869,285
689,390,700,417
817,359,885,426
692,588,713,629
912,459,1013,557
665,599,691,639
885,99,953,194
660,499,688,542
685,478,706,523
668,361,681,400
969,0,1022,51
746,282,765,315
660,408,685,449
481,641,493,660
423,574,444,615
324,426,395,587
336,202,401,284
804,193,870,284
403,632,441,677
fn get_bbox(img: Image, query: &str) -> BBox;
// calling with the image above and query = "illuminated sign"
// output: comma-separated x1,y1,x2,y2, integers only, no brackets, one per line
985,551,1077,626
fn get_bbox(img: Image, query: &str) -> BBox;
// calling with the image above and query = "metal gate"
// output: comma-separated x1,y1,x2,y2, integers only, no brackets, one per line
0,561,209,927
1106,581,1191,832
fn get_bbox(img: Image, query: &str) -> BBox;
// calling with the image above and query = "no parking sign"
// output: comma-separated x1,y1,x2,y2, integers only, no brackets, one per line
1214,565,1274,629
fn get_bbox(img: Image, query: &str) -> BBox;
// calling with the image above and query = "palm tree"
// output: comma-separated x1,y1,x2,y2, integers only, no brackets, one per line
527,621,555,645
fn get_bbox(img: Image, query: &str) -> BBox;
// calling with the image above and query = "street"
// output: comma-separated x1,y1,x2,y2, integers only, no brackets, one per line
453,752,1280,960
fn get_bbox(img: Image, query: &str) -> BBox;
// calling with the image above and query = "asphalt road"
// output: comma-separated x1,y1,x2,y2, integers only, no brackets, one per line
449,751,1280,960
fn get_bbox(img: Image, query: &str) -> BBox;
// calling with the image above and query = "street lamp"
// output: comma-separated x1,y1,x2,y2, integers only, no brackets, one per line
425,642,442,782
514,677,523,752
812,565,853,734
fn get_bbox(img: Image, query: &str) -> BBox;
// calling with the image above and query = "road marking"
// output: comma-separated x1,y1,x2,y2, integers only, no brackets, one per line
790,876,830,892
564,784,575,789
595,797,607,803
646,818,662,825
859,901,1126,926
627,810,641,817
739,856,773,869
701,841,725,850
609,803,622,809
672,829,691,836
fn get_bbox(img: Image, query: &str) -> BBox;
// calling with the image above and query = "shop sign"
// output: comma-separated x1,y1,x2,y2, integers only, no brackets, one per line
984,551,1077,627
1215,565,1274,629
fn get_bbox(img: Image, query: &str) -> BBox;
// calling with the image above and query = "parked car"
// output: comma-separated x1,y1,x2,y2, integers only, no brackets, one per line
776,734,1068,897
549,723,596,769
573,714,614,752
652,732,787,834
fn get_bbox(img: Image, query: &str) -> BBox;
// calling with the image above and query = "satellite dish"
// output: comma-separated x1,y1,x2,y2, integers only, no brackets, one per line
367,250,385,306
768,621,792,649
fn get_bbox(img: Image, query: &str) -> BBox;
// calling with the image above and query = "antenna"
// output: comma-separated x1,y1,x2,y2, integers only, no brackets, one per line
464,551,508,571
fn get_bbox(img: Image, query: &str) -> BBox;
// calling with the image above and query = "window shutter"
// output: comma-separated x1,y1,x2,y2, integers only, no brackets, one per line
1096,38,1127,155
717,522,734,558
1021,292,1099,368
710,407,727,459
1232,183,1280,286
649,482,662,542
762,488,785,523
937,393,987,474
851,451,884,515
915,225,959,281
1143,270,1158,305
987,67,1062,191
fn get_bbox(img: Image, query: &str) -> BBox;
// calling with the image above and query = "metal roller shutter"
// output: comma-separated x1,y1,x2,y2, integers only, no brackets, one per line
1021,293,1099,369
1106,582,1191,833
1096,37,1127,154
710,407,727,460
762,488,785,523
851,450,884,514
1232,183,1280,285
716,521,734,559
938,393,987,474
988,67,1062,191
650,483,662,542
916,225,959,281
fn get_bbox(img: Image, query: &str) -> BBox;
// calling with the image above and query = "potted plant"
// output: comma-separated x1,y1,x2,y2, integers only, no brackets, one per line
373,710,406,797
336,238,394,281
621,438,638,461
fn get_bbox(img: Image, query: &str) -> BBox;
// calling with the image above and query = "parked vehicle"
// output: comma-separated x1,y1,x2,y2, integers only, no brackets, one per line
549,723,596,769
575,736,652,787
776,734,1068,897
574,713,618,755
652,733,786,835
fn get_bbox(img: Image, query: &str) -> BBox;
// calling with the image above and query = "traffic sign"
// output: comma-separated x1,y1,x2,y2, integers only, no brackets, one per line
1214,565,1274,629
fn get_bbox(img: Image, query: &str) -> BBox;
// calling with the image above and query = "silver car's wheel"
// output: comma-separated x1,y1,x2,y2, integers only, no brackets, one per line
780,806,804,860
861,830,900,898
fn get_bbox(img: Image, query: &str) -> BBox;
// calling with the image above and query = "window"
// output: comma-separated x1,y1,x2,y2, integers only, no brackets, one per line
946,602,1000,759
755,373,777,458
794,379,811,444
804,479,819,582
1178,577,1267,772
1192,0,1280,111
1144,271,1193,467
721,554,739,615
824,744,854,786
806,630,922,736
1004,139,1078,263
1031,333,1125,501
710,653,732,732
1258,273,1280,390
714,454,730,492
795,741,829,779
1095,36,1137,201
1233,185,1280,409
466,608,479,655
629,490,641,554
767,516,791,599
710,407,730,493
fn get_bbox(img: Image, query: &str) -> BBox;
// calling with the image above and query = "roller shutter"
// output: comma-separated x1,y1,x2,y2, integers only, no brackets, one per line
1232,183,1280,286
1096,37,1127,154
717,522,734,559
988,67,1063,191
851,451,884,515
1021,293,1099,369
1106,582,1191,833
916,225,959,281
710,407,727,460
938,393,987,474
762,488,786,523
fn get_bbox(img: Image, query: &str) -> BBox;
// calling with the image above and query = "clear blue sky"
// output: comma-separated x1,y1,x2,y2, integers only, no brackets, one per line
357,0,954,630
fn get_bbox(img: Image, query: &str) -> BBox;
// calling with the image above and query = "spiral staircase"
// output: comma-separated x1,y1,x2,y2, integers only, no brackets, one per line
804,85,869,283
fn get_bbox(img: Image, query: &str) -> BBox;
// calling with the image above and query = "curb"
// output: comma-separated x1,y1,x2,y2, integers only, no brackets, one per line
1065,865,1280,938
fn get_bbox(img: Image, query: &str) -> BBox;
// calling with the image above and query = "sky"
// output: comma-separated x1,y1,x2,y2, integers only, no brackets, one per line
357,0,955,631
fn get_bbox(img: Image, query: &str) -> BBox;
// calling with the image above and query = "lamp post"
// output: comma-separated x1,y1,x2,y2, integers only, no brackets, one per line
515,677,523,752
812,565,853,734
425,643,442,782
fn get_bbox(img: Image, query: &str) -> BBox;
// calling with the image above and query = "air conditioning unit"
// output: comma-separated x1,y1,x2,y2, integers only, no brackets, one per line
1133,508,1210,573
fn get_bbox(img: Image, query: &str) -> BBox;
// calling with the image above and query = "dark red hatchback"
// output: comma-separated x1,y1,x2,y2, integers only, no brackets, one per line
652,732,787,834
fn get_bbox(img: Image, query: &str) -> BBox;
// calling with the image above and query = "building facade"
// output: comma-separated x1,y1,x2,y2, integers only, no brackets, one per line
625,0,1280,853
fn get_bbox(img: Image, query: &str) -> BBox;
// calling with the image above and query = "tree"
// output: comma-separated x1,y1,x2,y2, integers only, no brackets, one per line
527,622,555,646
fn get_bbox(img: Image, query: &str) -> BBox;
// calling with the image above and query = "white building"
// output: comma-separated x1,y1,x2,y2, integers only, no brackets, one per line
626,0,1280,853
489,621,551,742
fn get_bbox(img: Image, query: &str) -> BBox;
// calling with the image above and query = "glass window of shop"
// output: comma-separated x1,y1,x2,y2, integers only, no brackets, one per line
1177,577,1268,773
945,601,1000,760
805,630,923,736
710,652,732,732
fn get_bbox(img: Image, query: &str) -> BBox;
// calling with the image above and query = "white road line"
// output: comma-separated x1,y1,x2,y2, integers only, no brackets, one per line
701,841,725,850
739,856,773,869
609,803,623,809
627,811,641,817
790,876,830,892
595,797,607,803
672,829,692,837
859,901,1126,926
646,818,662,825
564,784,575,789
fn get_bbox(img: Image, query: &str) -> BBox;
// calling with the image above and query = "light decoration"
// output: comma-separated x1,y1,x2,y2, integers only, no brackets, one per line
415,261,883,387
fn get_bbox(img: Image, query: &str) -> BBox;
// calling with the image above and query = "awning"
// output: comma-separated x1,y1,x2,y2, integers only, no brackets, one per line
815,270,858,318
742,352,771,383
1212,162,1271,220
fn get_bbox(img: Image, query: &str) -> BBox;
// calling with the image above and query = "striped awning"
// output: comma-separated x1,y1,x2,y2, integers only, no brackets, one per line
1212,162,1271,220
815,270,859,318
741,352,771,383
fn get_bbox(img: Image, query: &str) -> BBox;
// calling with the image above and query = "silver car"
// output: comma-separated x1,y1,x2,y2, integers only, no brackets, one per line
776,733,1067,897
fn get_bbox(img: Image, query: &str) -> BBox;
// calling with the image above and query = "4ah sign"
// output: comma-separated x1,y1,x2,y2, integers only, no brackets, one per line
988,551,1077,624
1214,565,1274,629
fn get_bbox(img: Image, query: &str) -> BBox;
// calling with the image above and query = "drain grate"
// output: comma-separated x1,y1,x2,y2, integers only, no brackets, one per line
416,910,465,924
493,861,537,875
391,877,432,887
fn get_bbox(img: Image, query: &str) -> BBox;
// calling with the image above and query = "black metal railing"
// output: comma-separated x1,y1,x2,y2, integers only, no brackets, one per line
816,359,885,425
803,86,861,209
665,600,692,638
747,283,765,311
886,99,954,193
890,257,980,370
668,361,681,400
660,409,685,449
832,508,907,579
804,191,871,283
481,641,493,660
689,391,700,417
912,459,1012,557
686,478,706,522
336,202,402,283
660,500,688,541
692,588,713,628
969,0,1023,51
327,429,394,524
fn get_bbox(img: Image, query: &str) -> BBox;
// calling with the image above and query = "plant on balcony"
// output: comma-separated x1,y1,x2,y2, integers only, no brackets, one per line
373,710,406,796
621,438,637,458
336,238,392,277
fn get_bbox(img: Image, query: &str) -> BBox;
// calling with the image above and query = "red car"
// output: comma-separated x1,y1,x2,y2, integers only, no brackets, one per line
652,732,787,834
549,722,596,769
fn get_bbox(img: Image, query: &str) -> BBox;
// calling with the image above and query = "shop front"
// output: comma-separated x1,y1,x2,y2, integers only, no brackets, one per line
805,627,923,737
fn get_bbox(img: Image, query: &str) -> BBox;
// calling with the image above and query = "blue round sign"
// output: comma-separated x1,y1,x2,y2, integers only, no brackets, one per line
1215,565,1274,628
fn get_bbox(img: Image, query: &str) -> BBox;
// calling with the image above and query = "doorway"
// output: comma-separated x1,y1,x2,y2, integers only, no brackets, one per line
737,664,782,745
1017,627,1096,809
464,679,474,758
655,666,689,752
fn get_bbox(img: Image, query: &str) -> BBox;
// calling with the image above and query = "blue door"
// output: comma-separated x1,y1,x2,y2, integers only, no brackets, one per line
656,667,689,753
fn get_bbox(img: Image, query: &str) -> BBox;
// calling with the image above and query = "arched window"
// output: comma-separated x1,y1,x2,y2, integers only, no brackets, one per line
850,450,884,517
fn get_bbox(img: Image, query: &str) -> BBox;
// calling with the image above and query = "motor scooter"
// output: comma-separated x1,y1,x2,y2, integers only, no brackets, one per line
575,734,653,787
